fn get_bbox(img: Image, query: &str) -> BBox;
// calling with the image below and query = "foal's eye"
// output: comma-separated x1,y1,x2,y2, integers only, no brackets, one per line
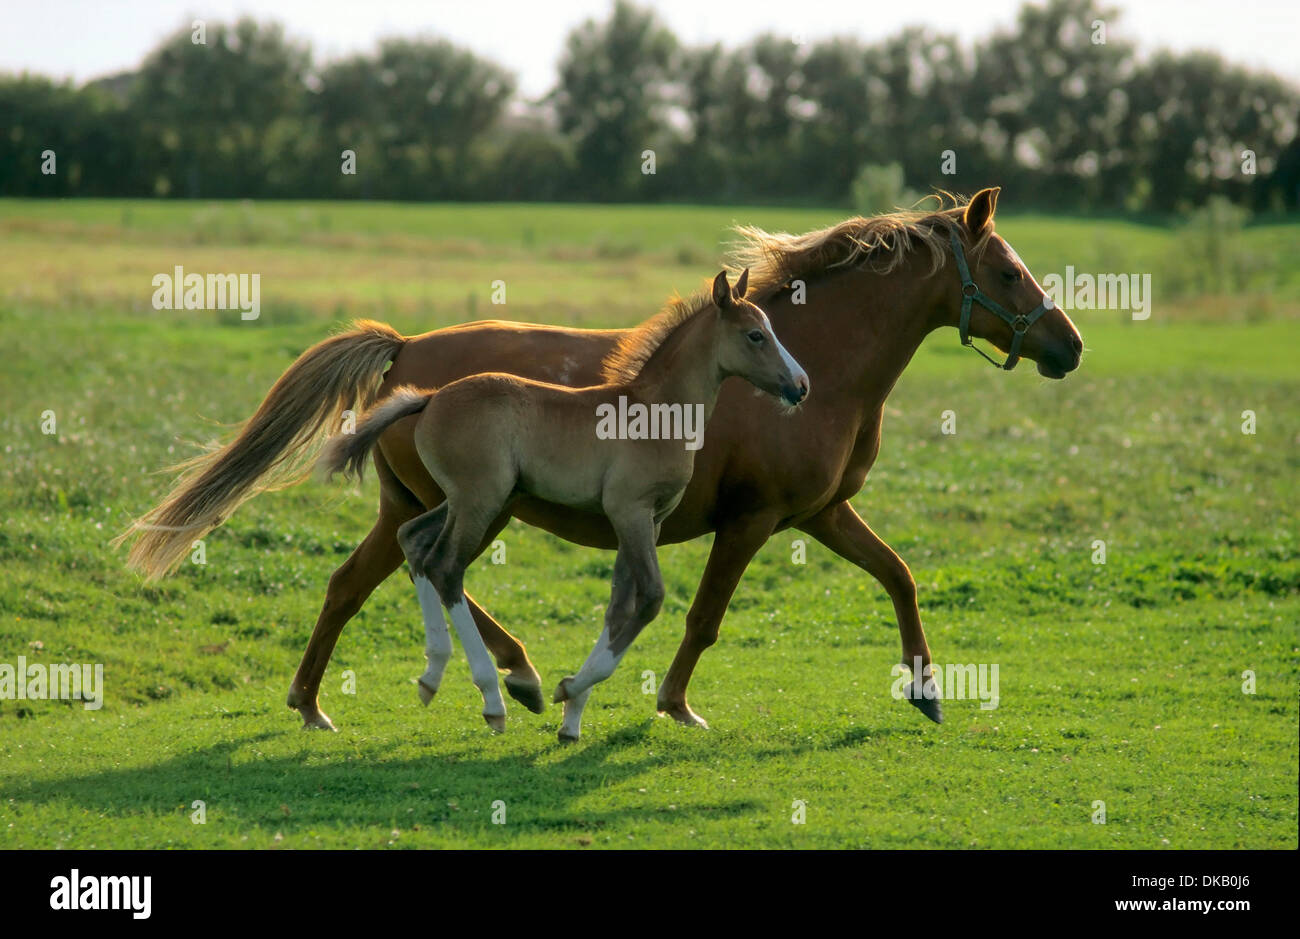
747,329,765,344
1001,268,1022,283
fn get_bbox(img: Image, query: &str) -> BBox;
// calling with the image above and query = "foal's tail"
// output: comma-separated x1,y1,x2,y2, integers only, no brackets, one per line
320,385,435,483
112,320,407,580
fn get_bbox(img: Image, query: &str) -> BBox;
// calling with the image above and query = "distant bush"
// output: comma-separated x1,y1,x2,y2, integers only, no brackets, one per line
1163,196,1273,297
850,163,920,216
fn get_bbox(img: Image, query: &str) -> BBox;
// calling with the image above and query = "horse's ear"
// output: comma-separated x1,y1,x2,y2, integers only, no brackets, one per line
712,270,732,309
963,187,1001,235
733,268,750,300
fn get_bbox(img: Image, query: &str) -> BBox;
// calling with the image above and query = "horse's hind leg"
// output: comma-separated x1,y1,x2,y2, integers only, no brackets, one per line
288,498,415,730
554,512,663,741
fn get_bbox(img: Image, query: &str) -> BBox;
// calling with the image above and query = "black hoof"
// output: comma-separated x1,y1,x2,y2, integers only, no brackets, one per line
907,693,944,724
504,674,546,715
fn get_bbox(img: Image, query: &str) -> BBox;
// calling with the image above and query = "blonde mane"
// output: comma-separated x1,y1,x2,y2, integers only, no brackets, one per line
599,194,993,385
728,193,994,302
599,292,714,385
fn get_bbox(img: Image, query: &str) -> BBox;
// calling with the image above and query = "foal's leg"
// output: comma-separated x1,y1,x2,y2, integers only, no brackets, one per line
554,513,663,741
396,504,454,703
288,454,537,727
798,500,940,723
425,509,510,731
657,513,775,728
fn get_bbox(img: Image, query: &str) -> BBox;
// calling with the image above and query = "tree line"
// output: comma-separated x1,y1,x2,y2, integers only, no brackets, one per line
3,0,1297,213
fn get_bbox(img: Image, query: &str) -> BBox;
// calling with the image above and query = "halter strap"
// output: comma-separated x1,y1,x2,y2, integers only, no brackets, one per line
950,227,1054,370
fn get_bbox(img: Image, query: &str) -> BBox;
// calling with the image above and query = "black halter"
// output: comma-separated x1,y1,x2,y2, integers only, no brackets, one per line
950,227,1054,371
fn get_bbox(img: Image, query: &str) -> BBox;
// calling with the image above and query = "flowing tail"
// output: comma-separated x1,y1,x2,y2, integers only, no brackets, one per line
319,385,435,483
112,319,407,580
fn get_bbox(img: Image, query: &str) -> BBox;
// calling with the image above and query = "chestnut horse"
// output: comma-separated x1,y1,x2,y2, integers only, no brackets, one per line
115,188,1082,732
320,269,808,739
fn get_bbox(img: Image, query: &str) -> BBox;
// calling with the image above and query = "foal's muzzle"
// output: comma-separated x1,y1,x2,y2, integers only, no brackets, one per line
781,374,810,407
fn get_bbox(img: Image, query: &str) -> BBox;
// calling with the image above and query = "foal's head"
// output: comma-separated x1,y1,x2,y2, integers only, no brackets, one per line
711,268,810,407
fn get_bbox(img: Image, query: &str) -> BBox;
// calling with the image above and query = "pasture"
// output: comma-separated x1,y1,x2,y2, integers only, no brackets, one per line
0,199,1296,849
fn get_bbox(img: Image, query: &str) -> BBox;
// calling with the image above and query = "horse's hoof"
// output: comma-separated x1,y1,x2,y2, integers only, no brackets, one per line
505,673,546,714
907,693,944,724
657,702,709,729
484,713,506,733
557,729,580,743
553,676,575,704
301,711,337,732
417,679,437,706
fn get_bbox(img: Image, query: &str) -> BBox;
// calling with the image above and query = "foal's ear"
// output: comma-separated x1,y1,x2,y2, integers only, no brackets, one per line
963,187,1001,236
733,268,750,300
712,269,733,309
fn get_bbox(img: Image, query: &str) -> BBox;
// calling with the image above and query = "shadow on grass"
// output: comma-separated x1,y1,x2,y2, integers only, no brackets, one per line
0,721,761,840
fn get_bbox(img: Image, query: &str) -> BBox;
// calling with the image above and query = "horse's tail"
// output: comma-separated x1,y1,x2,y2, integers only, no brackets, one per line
112,319,407,580
320,385,435,483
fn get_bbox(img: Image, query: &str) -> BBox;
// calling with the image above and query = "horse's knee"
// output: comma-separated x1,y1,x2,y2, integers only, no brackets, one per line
683,605,721,650
324,562,365,619
882,558,917,603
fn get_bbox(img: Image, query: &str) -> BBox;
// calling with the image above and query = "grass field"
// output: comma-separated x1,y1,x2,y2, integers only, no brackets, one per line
0,200,1296,849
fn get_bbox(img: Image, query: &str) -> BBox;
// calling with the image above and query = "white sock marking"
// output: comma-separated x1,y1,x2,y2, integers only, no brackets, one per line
446,597,506,718
413,575,451,692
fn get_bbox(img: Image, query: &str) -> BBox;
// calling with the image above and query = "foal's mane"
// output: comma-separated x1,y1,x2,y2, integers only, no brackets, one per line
600,292,714,385
599,194,993,385
728,192,993,303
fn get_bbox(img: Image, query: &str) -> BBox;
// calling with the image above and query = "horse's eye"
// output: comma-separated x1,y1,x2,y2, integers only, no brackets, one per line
747,329,765,344
1001,268,1022,283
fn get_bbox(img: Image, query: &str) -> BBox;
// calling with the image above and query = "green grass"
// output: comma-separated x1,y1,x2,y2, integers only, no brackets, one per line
0,199,1296,849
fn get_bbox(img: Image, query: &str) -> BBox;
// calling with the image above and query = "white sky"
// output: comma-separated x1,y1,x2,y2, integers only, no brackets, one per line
3,0,1297,96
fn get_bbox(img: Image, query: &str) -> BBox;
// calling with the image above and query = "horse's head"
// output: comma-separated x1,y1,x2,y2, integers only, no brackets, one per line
712,268,810,407
951,187,1083,378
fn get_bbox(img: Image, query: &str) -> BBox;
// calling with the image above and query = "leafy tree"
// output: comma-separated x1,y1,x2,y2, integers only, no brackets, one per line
551,0,678,201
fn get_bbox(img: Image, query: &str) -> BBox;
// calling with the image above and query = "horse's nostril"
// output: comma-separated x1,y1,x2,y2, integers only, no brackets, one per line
1069,334,1083,355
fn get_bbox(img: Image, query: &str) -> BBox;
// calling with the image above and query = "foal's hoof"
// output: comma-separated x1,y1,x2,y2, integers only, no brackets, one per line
552,676,576,704
417,680,437,706
907,693,944,724
484,713,506,733
557,728,580,743
505,673,546,715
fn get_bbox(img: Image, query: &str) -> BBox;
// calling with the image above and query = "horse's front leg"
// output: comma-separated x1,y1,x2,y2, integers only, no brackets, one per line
656,513,775,728
798,500,941,723
554,513,663,741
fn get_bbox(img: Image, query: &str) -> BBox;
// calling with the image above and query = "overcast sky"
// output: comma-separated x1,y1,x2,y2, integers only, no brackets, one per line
3,0,1297,96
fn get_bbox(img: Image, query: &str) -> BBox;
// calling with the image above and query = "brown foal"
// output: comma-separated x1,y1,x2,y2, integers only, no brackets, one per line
319,269,807,739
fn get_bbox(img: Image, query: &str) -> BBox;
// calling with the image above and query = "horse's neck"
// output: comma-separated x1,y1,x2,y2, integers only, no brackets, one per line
788,259,946,413
626,312,722,416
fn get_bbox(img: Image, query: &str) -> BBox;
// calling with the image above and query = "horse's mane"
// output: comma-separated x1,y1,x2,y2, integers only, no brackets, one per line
599,194,993,385
600,292,712,385
728,192,994,303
